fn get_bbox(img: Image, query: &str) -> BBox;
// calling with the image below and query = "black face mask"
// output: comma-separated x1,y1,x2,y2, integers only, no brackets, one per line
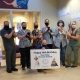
45,23,49,26
4,25,9,30
34,25,38,29
22,27,26,30
42,45,47,47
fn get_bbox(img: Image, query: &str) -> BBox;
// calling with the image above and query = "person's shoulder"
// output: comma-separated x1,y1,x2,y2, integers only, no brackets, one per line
0,28,7,36
76,28,80,34
0,28,5,33
41,27,47,32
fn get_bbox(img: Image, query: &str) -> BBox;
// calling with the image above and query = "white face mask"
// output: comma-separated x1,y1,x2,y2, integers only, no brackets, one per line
71,22,76,29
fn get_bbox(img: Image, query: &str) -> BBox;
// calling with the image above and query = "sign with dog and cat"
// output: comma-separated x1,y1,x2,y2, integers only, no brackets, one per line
30,49,60,69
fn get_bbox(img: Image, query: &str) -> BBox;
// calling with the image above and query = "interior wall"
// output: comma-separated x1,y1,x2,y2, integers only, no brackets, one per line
28,0,58,29
58,0,80,27
13,12,40,31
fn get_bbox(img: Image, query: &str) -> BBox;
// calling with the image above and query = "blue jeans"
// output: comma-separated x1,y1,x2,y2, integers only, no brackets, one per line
60,46,66,66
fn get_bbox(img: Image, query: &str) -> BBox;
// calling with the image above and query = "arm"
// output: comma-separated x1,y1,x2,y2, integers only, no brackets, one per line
18,34,26,40
41,27,48,34
67,32,80,40
17,30,26,40
53,29,59,37
13,32,17,37
70,34,80,40
4,30,15,39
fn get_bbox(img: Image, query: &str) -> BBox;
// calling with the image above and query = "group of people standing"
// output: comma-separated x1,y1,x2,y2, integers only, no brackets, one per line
0,19,80,73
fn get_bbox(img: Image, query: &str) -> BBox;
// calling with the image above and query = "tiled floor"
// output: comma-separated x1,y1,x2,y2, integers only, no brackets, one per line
1,59,80,80
1,66,80,80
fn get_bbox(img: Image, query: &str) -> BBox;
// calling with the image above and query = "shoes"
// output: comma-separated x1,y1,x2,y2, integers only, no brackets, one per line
22,67,25,70
27,66,30,69
37,70,43,72
65,65,71,68
65,65,77,68
12,68,18,71
62,63,65,66
71,66,77,68
7,70,12,73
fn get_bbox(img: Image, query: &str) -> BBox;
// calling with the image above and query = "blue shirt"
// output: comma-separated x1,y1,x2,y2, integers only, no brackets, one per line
54,28,67,48
18,29,32,48
41,27,53,44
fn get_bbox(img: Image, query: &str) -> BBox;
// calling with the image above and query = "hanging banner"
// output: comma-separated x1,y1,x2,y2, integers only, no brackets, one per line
30,49,60,69
0,0,29,9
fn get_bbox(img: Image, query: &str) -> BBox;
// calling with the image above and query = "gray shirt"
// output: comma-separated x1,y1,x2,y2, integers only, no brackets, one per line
18,29,32,48
0,28,15,50
41,27,53,44
53,28,67,48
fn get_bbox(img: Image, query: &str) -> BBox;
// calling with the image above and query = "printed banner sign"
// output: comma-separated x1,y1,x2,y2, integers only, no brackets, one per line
0,0,29,9
30,49,60,69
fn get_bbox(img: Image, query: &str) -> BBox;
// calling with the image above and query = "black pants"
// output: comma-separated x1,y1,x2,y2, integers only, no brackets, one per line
19,47,31,69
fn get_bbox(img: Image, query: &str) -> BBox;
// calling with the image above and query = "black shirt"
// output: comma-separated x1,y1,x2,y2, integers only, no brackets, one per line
1,28,15,50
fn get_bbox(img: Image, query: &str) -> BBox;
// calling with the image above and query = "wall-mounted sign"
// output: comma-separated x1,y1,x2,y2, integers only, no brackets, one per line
0,0,29,9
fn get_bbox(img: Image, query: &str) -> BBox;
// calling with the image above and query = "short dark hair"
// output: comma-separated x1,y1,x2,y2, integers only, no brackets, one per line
57,20,65,27
4,21,9,24
21,22,26,25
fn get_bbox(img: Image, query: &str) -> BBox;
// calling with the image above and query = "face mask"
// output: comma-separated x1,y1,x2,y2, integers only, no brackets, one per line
72,26,76,29
22,27,26,30
42,45,47,48
34,25,38,29
4,25,9,30
45,23,49,26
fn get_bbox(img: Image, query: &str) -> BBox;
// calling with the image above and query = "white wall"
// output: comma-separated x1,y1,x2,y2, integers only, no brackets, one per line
28,0,58,29
58,0,80,27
